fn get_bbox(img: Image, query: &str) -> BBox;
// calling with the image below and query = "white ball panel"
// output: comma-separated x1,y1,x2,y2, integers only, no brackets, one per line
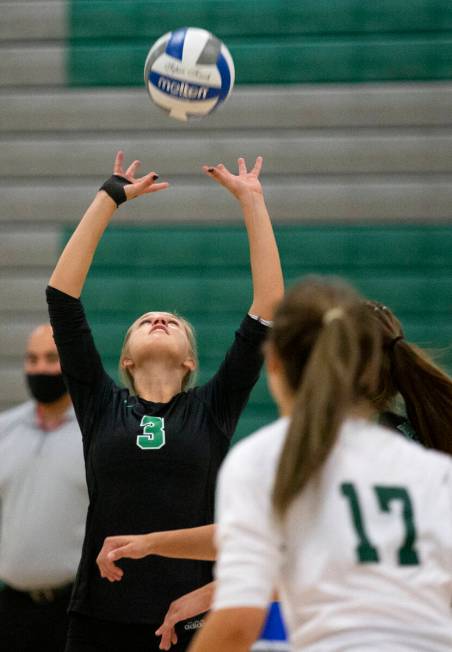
182,28,211,66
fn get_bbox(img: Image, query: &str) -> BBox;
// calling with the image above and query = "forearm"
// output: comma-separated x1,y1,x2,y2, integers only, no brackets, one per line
49,191,116,298
241,192,284,321
188,609,264,652
188,626,249,652
148,524,217,561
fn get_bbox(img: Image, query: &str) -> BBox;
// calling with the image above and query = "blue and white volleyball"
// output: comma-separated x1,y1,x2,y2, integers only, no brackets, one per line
144,27,235,122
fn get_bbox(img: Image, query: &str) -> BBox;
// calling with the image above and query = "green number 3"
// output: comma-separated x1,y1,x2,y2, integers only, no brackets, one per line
137,416,166,450
341,482,420,566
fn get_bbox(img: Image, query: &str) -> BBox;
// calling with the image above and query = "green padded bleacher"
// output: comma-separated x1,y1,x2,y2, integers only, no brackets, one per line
70,1,452,40
68,0,452,85
69,36,452,86
65,224,452,441
86,226,452,271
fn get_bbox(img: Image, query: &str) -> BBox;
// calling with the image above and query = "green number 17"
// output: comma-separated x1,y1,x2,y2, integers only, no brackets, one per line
341,482,420,566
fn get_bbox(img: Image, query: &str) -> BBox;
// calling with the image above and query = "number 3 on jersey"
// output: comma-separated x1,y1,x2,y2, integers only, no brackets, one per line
137,416,166,450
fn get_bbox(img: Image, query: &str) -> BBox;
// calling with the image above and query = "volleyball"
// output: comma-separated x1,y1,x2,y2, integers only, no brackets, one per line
144,27,235,122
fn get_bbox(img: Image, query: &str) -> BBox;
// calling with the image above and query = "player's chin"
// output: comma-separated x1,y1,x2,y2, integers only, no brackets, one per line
143,341,185,361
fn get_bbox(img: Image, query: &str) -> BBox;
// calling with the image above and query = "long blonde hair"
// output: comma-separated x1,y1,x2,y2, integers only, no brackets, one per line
271,277,382,518
118,313,198,394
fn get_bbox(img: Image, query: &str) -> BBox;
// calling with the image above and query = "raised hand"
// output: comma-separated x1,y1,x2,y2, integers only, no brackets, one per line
113,150,169,200
203,157,263,201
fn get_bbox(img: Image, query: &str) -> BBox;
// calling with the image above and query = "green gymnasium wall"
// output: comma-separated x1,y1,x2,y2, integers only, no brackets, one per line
64,1,452,441
65,224,452,442
68,0,452,86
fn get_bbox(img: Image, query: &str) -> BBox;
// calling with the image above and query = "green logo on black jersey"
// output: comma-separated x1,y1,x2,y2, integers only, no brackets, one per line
137,416,166,450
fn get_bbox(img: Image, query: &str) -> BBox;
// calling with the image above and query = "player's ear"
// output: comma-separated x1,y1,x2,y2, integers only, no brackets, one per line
182,357,196,373
121,357,134,370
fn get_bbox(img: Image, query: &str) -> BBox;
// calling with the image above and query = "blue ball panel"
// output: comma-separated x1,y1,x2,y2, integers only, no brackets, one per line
165,27,188,62
216,51,232,102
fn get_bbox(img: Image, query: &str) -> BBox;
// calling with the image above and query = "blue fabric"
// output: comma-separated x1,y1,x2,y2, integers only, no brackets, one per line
259,602,287,641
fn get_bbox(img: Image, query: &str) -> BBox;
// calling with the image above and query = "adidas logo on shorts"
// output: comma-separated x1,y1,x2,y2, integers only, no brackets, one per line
184,618,204,631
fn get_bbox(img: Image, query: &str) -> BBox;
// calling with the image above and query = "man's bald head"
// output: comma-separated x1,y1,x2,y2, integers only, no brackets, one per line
24,324,61,375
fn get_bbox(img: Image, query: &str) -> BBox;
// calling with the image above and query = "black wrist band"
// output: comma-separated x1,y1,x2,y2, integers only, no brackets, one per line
99,175,129,207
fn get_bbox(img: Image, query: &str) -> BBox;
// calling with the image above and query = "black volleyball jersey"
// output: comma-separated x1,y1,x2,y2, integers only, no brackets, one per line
46,286,268,624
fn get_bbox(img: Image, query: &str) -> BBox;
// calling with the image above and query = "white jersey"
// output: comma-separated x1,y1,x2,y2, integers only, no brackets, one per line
214,417,452,651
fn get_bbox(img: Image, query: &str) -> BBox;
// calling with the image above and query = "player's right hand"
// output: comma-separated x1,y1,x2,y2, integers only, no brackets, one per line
96,533,152,582
113,150,169,200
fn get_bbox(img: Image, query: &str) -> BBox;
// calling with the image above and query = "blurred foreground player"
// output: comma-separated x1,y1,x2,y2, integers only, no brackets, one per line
189,277,452,652
0,324,88,651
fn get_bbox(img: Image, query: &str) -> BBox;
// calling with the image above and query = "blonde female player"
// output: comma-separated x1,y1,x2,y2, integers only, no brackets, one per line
46,152,283,652
187,276,452,652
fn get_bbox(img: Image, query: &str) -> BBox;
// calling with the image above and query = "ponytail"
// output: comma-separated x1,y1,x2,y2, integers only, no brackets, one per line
391,340,452,454
271,280,382,518
365,301,452,455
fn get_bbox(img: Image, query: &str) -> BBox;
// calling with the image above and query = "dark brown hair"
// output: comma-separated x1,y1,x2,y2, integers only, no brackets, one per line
271,277,383,517
365,301,452,454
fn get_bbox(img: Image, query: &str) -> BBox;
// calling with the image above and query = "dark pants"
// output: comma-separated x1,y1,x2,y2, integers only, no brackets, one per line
0,583,73,652
65,612,201,652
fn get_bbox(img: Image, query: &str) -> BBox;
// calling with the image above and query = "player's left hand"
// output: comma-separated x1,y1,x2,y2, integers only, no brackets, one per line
203,157,263,201
155,582,214,650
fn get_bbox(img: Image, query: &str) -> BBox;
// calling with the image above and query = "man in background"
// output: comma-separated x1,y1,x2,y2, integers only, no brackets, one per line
0,324,88,651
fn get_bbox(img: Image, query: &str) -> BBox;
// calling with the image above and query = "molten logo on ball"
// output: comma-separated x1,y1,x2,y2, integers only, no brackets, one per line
155,75,209,101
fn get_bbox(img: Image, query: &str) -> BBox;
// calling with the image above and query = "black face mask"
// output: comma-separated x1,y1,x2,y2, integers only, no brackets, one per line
26,373,68,404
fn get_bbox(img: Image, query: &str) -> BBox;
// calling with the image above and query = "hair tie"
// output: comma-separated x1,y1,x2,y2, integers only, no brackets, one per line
323,307,344,325
390,335,404,350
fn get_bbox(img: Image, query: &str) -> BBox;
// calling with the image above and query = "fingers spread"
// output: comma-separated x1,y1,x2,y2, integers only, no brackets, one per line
113,150,124,175
238,157,247,175
133,171,169,195
251,155,263,176
203,164,231,185
126,160,141,178
145,181,169,194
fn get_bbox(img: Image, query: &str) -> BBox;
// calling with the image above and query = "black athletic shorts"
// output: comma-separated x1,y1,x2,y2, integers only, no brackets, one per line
64,612,202,652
